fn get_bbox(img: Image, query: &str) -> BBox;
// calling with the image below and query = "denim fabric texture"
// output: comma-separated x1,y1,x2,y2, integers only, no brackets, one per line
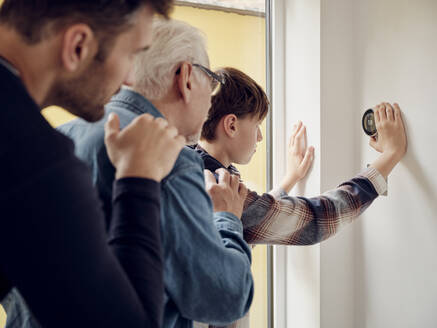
1,289,40,328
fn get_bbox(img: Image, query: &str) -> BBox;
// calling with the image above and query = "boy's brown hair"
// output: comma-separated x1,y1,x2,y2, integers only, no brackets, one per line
201,67,269,141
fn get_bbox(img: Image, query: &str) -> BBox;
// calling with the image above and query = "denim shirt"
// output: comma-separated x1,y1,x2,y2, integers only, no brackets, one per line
2,88,253,328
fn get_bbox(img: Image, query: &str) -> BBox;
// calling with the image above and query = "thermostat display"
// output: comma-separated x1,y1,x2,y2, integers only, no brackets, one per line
362,109,377,137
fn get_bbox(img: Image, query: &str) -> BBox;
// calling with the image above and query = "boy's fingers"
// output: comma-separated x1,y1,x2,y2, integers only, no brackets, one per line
393,103,402,123
374,105,381,124
385,103,394,120
378,103,387,120
290,121,302,146
300,146,314,170
295,125,306,152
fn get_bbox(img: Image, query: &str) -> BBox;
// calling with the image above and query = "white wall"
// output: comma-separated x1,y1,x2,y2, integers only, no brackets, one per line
353,0,437,327
273,0,437,327
284,1,322,327
320,0,357,327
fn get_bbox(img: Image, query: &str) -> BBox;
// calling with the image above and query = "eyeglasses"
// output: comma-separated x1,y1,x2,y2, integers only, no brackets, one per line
192,63,225,95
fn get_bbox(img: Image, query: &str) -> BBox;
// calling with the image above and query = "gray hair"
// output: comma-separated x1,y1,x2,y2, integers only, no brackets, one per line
133,18,210,100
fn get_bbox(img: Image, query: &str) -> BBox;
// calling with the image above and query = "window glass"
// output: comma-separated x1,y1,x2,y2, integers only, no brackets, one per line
173,2,268,327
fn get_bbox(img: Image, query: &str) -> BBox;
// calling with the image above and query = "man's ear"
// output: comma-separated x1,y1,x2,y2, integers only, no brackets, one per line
223,114,238,138
176,62,193,104
61,24,97,72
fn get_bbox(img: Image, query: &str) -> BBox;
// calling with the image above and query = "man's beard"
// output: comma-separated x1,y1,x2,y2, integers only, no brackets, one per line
47,63,113,122
49,86,106,122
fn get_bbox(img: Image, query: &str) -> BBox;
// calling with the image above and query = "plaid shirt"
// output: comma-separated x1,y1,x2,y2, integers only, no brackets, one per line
242,167,386,245
192,144,387,246
191,144,387,328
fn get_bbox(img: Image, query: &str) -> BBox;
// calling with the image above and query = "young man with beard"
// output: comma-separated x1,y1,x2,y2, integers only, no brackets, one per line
0,1,188,328
3,18,254,328
195,67,407,328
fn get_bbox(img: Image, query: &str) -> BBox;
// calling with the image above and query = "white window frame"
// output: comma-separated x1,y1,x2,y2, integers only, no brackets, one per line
268,1,321,327
268,1,358,327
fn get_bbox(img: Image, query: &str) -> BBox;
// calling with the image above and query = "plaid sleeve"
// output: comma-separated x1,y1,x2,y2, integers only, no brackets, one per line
241,167,387,245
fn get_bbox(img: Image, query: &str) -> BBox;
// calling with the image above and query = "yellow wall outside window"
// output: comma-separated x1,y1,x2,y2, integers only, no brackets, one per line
0,3,268,327
0,307,4,327
169,6,268,328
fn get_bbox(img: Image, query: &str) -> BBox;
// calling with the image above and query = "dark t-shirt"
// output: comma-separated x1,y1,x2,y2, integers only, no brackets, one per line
0,63,163,328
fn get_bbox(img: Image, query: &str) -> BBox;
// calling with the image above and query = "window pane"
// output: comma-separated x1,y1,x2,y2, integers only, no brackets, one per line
172,3,268,328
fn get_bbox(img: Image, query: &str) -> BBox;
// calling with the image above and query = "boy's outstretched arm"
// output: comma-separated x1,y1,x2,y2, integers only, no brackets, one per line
242,102,406,245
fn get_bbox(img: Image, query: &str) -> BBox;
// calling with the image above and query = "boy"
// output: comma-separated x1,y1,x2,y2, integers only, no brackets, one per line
194,67,407,328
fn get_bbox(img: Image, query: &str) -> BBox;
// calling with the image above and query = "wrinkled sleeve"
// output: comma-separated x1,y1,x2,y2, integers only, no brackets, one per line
0,156,163,328
161,164,253,326
241,167,387,245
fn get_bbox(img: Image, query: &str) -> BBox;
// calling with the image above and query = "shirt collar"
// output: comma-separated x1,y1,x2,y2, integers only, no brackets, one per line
193,144,241,177
108,87,164,119
0,56,20,77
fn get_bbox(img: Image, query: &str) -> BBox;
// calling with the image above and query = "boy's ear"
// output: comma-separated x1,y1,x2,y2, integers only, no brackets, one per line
61,24,97,72
176,62,193,104
223,114,238,138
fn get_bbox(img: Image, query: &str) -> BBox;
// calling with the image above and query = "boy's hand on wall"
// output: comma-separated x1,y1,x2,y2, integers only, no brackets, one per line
104,113,186,182
204,169,247,218
280,121,315,193
369,103,407,158
369,103,407,178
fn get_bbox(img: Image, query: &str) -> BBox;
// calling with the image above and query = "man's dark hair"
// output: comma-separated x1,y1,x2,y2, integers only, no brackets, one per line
0,0,173,60
201,67,269,141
